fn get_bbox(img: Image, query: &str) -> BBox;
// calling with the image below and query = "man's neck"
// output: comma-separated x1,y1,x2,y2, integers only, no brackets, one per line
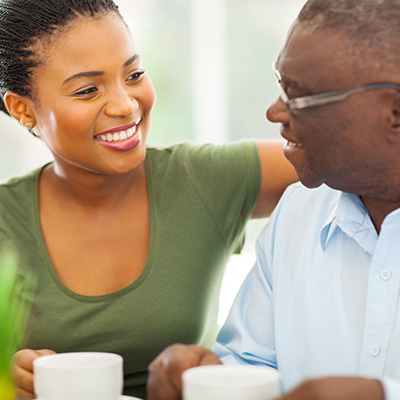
361,197,400,234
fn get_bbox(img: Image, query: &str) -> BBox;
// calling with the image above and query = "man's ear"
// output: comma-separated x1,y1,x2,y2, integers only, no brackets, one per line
387,96,400,144
3,92,36,130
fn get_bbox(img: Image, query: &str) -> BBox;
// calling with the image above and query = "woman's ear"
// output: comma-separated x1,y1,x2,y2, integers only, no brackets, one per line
3,92,36,130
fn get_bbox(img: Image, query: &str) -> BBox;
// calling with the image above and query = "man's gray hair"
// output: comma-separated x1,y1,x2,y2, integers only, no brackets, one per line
298,0,400,69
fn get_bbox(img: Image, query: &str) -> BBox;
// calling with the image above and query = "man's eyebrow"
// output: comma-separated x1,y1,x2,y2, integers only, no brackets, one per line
281,73,307,92
62,54,141,86
276,59,308,91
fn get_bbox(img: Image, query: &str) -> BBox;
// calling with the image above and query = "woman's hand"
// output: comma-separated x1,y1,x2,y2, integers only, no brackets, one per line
12,348,56,399
147,344,222,400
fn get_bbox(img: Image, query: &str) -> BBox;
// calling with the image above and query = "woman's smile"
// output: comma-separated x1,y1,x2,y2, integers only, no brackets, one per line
95,119,142,151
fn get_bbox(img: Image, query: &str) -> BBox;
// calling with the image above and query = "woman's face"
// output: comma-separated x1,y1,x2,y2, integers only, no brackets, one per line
30,13,156,176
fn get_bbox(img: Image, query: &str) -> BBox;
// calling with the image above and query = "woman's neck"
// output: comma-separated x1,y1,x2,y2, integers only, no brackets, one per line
40,161,147,211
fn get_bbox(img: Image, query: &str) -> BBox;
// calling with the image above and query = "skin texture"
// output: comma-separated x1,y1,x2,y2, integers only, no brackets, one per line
146,21,400,400
5,11,297,400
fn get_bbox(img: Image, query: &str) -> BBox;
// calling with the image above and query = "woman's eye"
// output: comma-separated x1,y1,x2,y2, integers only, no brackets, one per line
127,70,145,83
74,87,98,97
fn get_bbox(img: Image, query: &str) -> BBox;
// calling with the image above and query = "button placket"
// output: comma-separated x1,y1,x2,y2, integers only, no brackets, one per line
358,218,400,377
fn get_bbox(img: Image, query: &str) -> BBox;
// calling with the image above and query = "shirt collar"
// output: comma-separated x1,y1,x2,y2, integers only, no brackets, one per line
320,191,376,252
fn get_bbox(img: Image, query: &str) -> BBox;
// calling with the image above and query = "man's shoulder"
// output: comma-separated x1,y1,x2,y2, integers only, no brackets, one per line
258,184,344,258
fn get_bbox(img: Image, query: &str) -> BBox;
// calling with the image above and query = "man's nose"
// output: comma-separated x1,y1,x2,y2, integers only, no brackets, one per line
266,97,290,124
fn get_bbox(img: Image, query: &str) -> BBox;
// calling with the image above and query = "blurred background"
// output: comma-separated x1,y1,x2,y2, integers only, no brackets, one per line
0,0,306,323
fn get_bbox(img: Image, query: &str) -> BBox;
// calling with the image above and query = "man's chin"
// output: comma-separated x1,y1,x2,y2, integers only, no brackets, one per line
295,171,325,189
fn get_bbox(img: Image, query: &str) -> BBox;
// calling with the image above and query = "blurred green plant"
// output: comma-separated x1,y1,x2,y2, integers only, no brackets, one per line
0,252,34,400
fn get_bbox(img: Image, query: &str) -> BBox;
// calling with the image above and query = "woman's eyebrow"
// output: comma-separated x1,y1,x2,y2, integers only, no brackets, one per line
123,54,140,68
62,54,141,86
62,70,104,85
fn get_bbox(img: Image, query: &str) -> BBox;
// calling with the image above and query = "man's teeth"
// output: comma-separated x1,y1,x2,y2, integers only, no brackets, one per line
100,126,136,142
287,141,301,148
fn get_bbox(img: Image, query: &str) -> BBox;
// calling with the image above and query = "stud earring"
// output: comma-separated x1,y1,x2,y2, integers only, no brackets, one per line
23,122,34,130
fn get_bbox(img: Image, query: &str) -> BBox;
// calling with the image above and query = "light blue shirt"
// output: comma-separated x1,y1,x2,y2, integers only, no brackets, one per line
214,183,400,400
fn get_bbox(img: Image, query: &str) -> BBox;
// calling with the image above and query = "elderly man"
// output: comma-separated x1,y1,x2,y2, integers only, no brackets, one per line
147,1,400,399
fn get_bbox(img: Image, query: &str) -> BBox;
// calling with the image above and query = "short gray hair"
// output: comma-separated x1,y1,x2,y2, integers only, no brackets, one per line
298,0,400,72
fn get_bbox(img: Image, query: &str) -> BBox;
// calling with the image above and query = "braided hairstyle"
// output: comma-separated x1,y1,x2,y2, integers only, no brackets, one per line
0,0,121,116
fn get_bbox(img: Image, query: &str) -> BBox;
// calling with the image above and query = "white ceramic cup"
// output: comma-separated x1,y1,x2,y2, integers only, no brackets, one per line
183,364,280,400
33,352,123,400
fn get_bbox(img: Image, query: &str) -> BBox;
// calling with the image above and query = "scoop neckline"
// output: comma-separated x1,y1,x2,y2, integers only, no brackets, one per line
31,160,156,303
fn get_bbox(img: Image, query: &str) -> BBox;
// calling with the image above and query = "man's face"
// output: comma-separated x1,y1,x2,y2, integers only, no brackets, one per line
267,22,397,198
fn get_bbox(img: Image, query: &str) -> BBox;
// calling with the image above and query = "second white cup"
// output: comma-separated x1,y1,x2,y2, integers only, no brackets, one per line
182,364,280,400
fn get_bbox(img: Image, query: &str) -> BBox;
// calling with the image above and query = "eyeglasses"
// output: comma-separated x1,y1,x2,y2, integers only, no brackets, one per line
272,61,400,115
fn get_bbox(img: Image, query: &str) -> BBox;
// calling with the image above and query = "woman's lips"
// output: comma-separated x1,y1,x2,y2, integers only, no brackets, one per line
96,124,138,143
94,122,142,152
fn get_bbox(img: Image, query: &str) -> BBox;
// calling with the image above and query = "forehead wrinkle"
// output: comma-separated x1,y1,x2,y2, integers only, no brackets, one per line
297,19,399,81
280,23,387,92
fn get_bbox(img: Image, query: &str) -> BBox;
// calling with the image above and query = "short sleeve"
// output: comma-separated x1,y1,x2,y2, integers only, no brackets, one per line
180,140,261,251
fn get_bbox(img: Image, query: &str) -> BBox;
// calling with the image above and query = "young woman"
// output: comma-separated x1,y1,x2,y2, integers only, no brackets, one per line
0,0,296,398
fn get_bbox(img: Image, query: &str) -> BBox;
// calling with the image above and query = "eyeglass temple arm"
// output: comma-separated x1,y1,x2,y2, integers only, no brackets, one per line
290,84,400,110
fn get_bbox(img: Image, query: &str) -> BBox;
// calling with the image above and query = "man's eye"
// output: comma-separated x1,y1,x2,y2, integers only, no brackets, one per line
284,86,301,100
74,87,98,96
127,70,145,82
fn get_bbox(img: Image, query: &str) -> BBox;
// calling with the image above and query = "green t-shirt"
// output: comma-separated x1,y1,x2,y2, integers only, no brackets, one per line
0,141,261,399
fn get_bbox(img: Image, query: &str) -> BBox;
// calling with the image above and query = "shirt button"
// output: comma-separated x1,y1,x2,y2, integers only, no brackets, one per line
370,346,381,357
380,269,392,281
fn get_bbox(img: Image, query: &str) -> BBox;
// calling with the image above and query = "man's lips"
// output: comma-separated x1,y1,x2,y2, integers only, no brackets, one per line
280,127,302,148
281,135,303,148
285,141,302,148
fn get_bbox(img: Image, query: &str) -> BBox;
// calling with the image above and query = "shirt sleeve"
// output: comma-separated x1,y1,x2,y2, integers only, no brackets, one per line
381,377,400,400
213,221,277,368
181,140,261,251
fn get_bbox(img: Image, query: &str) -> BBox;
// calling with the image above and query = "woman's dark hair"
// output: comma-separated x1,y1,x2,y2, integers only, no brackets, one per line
0,0,122,116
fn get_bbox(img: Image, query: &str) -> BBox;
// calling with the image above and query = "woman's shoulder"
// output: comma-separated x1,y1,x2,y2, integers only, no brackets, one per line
0,165,44,205
146,140,257,169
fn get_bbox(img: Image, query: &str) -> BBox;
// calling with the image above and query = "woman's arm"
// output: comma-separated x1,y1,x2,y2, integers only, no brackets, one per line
252,139,297,218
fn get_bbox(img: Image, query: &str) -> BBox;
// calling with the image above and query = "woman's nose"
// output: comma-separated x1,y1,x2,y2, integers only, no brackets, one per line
105,87,139,117
266,97,290,124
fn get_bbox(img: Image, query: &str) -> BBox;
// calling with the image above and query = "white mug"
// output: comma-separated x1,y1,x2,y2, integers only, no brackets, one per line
183,364,280,400
33,352,123,400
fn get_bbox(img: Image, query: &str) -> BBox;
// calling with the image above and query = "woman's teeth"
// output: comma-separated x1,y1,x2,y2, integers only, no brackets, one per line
287,141,301,148
99,125,137,142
